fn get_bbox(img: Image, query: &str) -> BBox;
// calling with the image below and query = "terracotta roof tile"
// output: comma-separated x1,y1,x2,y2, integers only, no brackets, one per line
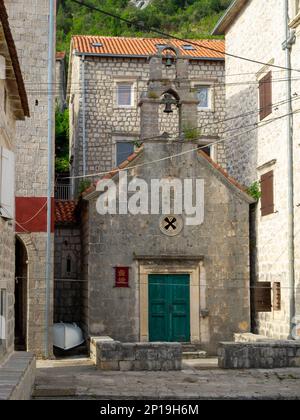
56,51,66,60
71,36,225,60
55,200,78,225
198,150,249,195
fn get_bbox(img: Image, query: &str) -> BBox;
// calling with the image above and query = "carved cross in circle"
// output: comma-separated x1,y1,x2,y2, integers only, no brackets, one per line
164,216,177,231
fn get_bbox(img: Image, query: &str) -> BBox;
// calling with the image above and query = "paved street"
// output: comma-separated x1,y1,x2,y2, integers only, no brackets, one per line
33,358,300,400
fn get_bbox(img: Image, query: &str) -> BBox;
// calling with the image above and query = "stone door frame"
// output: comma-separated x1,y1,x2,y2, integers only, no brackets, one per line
136,257,204,344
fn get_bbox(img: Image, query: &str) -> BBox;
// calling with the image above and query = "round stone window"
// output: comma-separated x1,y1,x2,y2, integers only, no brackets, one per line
159,215,183,237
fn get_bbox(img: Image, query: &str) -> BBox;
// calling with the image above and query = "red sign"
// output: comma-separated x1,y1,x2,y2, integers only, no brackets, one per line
115,267,129,288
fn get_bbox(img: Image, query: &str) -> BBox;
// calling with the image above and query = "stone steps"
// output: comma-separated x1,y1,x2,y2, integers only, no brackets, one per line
181,344,207,359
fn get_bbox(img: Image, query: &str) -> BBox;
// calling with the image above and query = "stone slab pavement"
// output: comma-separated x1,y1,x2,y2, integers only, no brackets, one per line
33,358,300,400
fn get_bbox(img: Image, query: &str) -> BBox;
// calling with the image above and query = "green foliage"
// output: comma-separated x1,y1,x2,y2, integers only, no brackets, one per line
79,179,92,195
56,0,230,54
183,126,200,140
55,107,69,173
247,181,262,201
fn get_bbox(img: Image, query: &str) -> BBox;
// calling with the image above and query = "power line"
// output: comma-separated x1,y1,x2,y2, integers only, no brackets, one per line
66,107,300,180
70,0,300,74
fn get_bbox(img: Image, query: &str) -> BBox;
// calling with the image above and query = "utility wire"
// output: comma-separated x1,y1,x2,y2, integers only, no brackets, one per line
70,0,300,73
66,107,300,180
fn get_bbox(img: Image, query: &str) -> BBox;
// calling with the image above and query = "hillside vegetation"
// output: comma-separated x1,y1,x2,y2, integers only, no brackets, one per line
57,0,230,53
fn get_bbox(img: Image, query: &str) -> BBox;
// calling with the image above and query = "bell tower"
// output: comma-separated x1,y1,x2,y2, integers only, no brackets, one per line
139,45,199,141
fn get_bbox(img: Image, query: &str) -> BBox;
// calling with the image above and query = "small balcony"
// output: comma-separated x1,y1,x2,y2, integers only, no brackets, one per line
55,184,72,201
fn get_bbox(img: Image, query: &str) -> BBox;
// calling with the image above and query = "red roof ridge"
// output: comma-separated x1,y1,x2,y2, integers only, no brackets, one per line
71,35,225,60
82,146,144,197
198,150,249,195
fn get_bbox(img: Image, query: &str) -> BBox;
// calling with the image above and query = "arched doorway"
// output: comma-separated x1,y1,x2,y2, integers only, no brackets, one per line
15,236,28,351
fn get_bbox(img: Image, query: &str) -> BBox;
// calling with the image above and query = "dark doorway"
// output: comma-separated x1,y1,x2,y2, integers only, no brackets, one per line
15,237,28,351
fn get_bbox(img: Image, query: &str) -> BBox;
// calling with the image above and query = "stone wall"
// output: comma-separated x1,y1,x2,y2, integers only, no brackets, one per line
54,226,83,324
69,55,226,193
6,0,56,357
224,0,299,339
84,140,253,354
218,341,300,369
0,352,36,400
92,338,182,371
0,219,15,363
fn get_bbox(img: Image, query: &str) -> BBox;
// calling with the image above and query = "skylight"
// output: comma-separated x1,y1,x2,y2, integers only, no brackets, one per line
91,42,103,48
182,44,195,51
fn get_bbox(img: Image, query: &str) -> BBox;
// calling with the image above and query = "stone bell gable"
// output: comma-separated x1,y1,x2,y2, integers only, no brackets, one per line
139,45,199,140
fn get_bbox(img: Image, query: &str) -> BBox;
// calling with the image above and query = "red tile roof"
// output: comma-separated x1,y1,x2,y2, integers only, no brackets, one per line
56,51,66,60
83,145,253,202
71,36,225,60
198,150,249,195
55,200,78,225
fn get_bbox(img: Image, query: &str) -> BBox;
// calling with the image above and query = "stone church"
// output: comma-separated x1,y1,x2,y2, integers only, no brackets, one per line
55,48,254,354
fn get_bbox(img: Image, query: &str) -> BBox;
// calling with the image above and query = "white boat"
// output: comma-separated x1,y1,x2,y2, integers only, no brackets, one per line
53,323,85,351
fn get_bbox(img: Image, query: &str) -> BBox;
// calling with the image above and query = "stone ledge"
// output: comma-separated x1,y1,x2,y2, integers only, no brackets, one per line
218,341,300,369
0,352,36,400
91,338,182,371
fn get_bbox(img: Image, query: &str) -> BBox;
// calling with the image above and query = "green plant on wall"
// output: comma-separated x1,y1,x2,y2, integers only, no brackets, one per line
183,126,200,141
247,181,261,201
79,179,92,195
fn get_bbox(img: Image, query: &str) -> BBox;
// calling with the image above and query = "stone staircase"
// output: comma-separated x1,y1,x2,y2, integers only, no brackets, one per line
182,344,207,360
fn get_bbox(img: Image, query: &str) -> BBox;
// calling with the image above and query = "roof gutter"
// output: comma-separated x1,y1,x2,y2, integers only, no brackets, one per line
74,51,225,62
212,0,248,36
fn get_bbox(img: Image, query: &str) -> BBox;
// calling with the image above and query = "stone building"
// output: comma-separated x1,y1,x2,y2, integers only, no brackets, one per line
67,36,226,196
213,0,300,339
0,0,35,400
76,50,255,355
0,0,29,364
6,0,56,358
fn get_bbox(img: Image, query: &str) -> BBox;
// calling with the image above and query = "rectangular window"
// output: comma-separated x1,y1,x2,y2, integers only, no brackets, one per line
259,72,272,120
117,83,133,107
260,170,274,216
198,144,211,157
0,289,6,342
254,282,272,312
116,142,135,166
196,86,211,110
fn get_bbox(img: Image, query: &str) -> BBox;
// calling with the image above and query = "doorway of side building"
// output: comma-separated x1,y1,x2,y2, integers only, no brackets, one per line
149,274,190,342
15,237,28,351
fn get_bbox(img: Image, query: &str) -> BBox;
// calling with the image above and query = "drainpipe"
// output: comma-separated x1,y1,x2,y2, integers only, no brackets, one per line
283,0,296,339
45,0,55,358
81,55,87,177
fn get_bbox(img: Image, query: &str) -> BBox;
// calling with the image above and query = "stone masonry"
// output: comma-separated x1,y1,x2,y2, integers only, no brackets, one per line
92,338,182,371
82,54,254,354
214,0,300,339
6,0,56,357
218,341,300,369
68,38,226,196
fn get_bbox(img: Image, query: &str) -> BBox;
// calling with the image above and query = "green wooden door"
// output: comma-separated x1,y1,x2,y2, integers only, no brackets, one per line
148,274,190,342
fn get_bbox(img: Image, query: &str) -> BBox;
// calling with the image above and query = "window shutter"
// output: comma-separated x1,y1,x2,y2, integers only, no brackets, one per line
260,170,274,216
259,72,272,120
0,147,15,219
254,282,272,312
273,282,281,311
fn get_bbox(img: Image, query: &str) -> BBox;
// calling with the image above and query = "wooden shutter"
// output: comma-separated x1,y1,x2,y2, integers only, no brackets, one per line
0,147,15,219
254,282,272,312
259,72,272,120
260,170,274,216
273,282,281,311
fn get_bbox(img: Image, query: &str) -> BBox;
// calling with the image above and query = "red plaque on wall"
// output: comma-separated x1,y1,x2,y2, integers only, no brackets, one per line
115,267,129,288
